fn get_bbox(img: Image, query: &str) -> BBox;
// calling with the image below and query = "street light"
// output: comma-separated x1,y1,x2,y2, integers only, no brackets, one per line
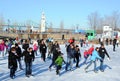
8,19,10,33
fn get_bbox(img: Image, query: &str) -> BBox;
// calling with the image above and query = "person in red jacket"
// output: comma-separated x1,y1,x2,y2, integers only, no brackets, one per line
84,45,94,64
83,49,89,64
88,45,94,55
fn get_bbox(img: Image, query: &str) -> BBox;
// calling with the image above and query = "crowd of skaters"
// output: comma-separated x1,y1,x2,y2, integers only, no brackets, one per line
0,36,118,79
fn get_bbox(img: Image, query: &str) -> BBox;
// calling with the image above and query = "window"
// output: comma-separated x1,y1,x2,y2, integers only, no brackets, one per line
91,33,93,36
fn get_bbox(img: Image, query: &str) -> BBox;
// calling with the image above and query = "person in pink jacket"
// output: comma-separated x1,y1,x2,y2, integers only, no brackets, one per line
0,40,6,57
33,42,38,56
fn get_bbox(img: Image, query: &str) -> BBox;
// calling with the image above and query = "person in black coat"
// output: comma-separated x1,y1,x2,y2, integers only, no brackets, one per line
8,47,18,79
40,40,47,62
49,47,61,70
23,47,35,77
22,40,29,51
74,45,81,68
113,38,117,51
15,43,23,70
51,41,60,53
65,43,75,71
98,44,110,72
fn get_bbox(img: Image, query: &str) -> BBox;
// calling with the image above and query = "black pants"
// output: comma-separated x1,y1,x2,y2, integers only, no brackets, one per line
41,53,46,62
56,65,61,74
113,45,116,51
10,67,17,78
17,59,23,69
75,56,79,67
25,62,32,76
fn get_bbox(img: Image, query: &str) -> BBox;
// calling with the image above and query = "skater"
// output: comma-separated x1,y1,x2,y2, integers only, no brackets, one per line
98,44,110,72
84,44,94,63
109,39,112,45
15,43,23,70
33,41,38,56
65,43,75,71
74,45,81,68
0,40,6,57
80,39,84,47
113,38,117,51
47,42,53,59
49,47,60,70
83,49,89,64
22,40,29,51
55,53,65,75
116,39,119,47
23,47,35,77
105,38,109,46
40,40,47,62
85,47,102,73
8,47,18,79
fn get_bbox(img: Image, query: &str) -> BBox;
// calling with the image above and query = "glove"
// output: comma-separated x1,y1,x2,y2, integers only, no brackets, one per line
9,65,13,69
32,59,34,62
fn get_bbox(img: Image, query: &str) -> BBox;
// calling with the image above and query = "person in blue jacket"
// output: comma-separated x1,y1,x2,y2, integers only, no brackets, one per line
84,47,102,73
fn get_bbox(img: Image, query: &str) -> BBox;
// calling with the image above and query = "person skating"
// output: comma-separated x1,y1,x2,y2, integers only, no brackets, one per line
22,40,29,51
113,38,117,51
40,40,47,62
65,43,75,71
8,47,18,79
84,47,102,73
83,49,89,64
33,41,38,56
116,39,119,47
55,53,65,75
23,47,35,77
74,45,81,68
15,43,23,70
84,45,94,63
98,44,110,72
49,47,61,71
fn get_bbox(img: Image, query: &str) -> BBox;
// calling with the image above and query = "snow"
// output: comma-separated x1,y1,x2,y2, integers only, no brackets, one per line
0,44,120,81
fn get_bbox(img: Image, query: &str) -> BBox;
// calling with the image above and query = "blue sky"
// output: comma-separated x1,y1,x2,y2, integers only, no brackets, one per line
0,0,120,29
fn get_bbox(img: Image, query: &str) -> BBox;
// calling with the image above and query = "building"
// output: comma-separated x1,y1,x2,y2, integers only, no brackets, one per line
40,12,46,32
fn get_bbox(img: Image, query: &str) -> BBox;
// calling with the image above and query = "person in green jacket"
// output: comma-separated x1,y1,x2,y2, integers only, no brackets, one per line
55,53,65,75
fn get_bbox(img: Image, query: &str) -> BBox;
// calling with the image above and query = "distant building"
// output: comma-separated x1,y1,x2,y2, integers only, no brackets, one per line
102,26,112,38
40,12,46,32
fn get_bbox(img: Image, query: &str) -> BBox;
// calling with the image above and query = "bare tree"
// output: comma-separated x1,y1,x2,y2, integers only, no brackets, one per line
111,11,120,30
0,14,5,31
103,11,120,30
87,12,100,31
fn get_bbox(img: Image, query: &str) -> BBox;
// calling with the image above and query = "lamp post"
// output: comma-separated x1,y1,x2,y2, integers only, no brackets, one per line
8,19,10,33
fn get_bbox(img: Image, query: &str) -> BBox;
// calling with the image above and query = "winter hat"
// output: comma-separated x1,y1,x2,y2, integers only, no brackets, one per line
11,45,15,48
76,45,79,47
15,43,18,46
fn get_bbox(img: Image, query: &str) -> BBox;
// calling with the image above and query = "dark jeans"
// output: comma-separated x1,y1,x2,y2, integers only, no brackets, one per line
25,62,32,75
56,65,61,74
17,59,23,69
113,45,116,51
49,60,55,68
65,57,74,71
83,55,89,64
41,53,46,62
85,61,97,71
100,60,104,70
34,50,37,56
10,67,17,78
75,56,79,67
